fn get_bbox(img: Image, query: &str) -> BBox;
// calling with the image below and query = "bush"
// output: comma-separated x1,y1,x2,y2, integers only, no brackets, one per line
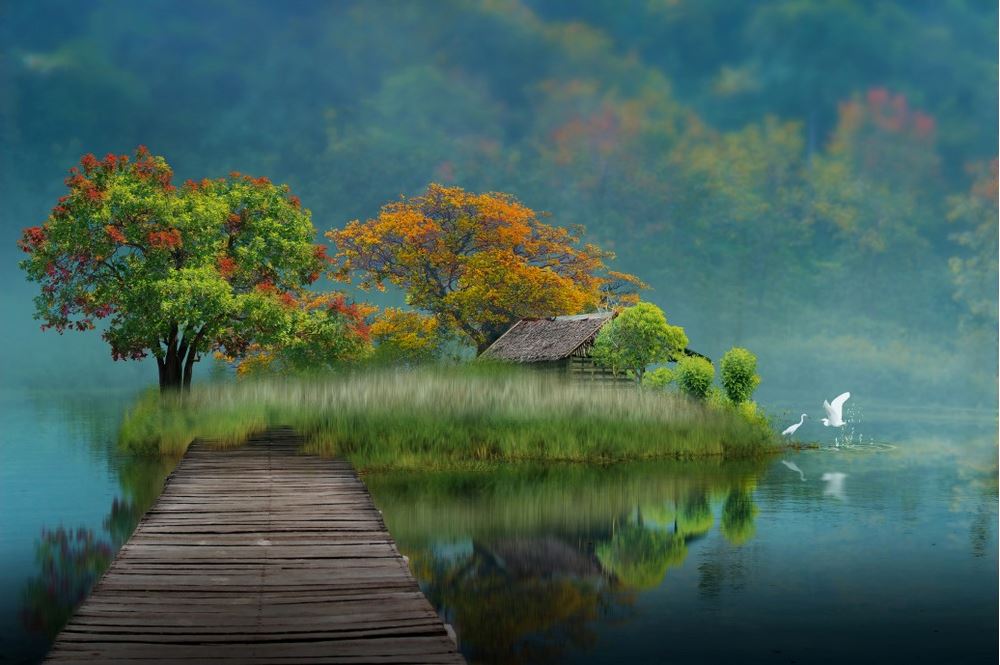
720,347,760,404
642,367,675,390
706,385,730,409
677,356,714,400
736,400,770,429
592,302,688,383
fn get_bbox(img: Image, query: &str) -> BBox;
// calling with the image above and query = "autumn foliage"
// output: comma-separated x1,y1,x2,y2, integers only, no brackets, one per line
328,184,645,352
18,147,332,389
224,292,375,376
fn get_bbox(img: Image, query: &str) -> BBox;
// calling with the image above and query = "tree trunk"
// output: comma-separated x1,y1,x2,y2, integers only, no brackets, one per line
182,350,197,391
158,353,183,392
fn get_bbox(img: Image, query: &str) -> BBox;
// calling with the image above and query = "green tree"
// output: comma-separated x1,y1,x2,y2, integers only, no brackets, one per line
18,147,327,390
676,356,715,400
641,366,675,391
225,294,374,376
591,302,688,384
720,347,761,404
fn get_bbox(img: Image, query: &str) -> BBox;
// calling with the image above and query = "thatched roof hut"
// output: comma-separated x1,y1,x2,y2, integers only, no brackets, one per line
480,312,626,381
481,312,615,363
481,311,709,382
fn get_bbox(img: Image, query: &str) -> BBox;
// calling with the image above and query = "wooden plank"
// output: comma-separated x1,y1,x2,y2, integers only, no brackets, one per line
45,430,465,664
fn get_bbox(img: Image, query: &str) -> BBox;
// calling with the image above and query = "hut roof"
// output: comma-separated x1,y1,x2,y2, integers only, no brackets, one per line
482,312,615,363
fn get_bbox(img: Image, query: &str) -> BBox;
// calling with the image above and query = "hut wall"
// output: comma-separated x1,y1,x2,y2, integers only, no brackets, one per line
567,347,633,384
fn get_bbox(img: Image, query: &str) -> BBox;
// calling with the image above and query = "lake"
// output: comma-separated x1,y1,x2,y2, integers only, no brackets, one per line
0,390,996,664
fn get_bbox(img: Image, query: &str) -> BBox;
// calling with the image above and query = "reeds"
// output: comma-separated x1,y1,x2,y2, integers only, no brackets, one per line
119,367,778,469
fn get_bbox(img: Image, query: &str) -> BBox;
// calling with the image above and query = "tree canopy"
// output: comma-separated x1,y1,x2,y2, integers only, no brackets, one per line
328,184,644,352
18,147,332,389
591,302,688,383
3,1,996,402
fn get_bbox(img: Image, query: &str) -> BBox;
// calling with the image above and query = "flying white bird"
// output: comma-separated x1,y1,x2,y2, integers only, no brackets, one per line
780,459,806,481
821,392,850,427
782,414,808,437
822,472,847,500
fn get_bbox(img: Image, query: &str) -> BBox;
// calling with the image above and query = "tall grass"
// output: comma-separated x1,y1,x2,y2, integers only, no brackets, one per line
119,368,778,469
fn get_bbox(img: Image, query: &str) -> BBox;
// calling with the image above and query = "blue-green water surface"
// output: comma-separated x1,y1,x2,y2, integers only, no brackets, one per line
0,393,996,664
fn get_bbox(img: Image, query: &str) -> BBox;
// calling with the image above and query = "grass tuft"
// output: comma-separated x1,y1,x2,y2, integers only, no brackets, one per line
119,368,779,469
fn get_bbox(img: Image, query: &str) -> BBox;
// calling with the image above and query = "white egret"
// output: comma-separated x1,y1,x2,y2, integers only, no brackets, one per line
821,392,850,427
782,414,808,437
780,460,806,481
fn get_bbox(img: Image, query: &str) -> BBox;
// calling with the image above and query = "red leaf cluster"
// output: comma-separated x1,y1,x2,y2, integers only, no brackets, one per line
18,226,46,253
147,228,182,250
80,153,99,172
857,87,936,139
217,255,237,278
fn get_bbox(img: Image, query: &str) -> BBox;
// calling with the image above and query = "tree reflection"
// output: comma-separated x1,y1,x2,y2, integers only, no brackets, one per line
19,456,175,639
596,524,687,590
721,485,759,546
412,539,624,665
384,466,764,661
19,527,114,639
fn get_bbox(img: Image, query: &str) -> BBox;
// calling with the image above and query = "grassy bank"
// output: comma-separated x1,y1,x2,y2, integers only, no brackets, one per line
119,368,778,469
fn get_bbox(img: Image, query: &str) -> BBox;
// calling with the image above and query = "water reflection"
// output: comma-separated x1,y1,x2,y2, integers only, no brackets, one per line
18,527,114,639
366,461,765,662
6,396,996,665
18,456,174,642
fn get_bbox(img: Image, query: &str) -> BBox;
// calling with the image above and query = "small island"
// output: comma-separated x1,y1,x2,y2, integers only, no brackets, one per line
19,149,777,469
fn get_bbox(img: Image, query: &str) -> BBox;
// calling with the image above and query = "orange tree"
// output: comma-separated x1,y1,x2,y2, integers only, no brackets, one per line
327,184,644,353
18,147,335,390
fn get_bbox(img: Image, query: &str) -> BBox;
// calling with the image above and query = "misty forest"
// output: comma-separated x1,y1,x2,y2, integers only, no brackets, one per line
0,2,996,664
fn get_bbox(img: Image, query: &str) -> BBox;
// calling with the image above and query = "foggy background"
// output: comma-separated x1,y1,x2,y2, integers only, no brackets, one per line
1,0,996,408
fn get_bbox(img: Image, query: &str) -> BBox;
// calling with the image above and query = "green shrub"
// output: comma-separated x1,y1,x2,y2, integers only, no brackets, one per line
706,385,730,409
642,367,675,390
736,400,770,428
720,347,760,404
677,356,714,400
592,302,688,383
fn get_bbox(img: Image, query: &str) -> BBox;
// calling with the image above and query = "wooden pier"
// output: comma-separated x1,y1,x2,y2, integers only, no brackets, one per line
46,429,465,664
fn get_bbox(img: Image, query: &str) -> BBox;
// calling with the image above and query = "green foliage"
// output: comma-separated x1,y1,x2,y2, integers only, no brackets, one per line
17,148,330,388
118,369,778,468
706,385,730,410
592,303,688,383
720,347,761,404
642,367,675,391
676,356,715,400
736,401,770,430
228,295,374,376
3,2,996,404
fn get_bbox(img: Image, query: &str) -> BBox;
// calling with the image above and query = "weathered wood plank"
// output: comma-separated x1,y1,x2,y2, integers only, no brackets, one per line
45,430,465,664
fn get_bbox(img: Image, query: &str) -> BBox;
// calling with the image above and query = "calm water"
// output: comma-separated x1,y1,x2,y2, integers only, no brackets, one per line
0,392,996,664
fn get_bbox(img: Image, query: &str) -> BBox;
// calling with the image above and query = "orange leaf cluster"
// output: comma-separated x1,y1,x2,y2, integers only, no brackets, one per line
147,228,182,250
327,184,642,349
